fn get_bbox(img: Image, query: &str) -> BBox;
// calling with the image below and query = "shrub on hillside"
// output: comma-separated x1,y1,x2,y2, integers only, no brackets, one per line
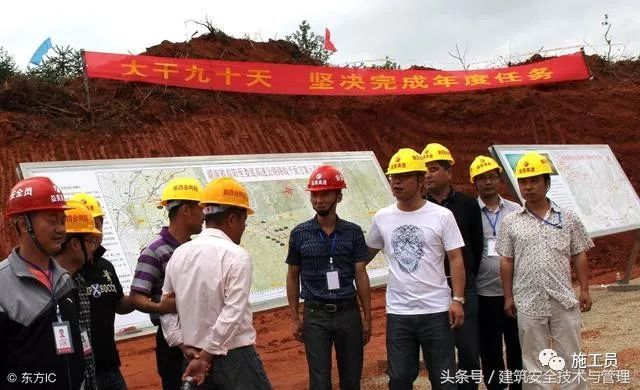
0,47,18,84
27,45,83,84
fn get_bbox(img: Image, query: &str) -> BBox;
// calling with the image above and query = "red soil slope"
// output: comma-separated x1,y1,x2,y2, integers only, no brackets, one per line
1,34,639,389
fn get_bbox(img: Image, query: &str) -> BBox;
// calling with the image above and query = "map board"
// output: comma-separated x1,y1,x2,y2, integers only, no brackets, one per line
18,152,394,335
490,145,640,238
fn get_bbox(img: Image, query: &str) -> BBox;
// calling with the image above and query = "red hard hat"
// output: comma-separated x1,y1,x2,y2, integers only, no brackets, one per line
306,165,347,192
6,177,70,218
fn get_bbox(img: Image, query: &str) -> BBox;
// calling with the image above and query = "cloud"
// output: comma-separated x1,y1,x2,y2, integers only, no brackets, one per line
2,0,638,70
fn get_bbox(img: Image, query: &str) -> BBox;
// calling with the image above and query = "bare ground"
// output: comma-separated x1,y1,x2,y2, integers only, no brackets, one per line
359,278,640,390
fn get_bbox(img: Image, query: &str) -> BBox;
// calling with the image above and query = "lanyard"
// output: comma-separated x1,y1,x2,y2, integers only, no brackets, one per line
319,231,337,268
20,256,62,321
21,257,55,292
529,207,563,229
482,208,501,237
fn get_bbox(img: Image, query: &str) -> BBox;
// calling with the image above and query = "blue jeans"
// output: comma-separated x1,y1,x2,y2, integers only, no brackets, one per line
95,368,127,390
386,311,457,390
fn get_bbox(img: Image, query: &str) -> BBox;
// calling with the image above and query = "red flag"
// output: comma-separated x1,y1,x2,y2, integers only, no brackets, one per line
324,28,337,52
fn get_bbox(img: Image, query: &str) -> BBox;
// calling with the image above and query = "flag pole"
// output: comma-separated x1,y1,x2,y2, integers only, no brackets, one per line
80,50,94,126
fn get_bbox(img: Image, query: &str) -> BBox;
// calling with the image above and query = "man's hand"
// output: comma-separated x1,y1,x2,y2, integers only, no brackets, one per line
362,318,371,345
449,301,464,329
156,293,177,314
580,291,592,312
504,296,516,318
179,344,200,361
291,318,303,342
182,357,210,386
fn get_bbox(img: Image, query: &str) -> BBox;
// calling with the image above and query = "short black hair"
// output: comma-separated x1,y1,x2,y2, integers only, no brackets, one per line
204,207,246,226
168,201,199,220
60,234,84,251
435,160,451,170
543,174,551,191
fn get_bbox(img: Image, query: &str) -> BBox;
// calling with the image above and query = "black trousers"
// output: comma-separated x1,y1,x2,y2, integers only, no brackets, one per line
478,295,522,390
303,299,363,390
454,289,481,390
198,345,271,390
155,326,184,390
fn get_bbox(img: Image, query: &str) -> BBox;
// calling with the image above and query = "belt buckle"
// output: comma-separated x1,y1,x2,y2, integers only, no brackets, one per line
324,303,338,313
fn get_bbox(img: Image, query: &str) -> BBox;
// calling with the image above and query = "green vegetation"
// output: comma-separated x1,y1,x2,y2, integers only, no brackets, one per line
285,20,333,64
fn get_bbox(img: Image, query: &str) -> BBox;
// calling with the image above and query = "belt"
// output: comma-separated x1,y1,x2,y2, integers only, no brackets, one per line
304,298,358,313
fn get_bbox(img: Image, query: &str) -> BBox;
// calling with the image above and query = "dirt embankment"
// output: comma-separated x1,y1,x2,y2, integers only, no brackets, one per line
1,34,639,389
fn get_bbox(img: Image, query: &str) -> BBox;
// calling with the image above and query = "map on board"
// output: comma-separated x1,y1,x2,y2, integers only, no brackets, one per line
491,145,640,238
19,152,394,334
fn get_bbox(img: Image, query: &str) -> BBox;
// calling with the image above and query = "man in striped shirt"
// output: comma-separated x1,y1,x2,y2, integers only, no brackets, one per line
129,177,204,390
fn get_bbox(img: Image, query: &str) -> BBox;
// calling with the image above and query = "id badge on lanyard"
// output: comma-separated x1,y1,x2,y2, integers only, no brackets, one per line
483,208,500,257
321,231,341,290
487,238,498,257
53,304,74,355
80,330,93,356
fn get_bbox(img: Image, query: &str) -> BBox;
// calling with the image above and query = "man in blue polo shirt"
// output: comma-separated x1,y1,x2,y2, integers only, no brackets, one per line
286,165,371,390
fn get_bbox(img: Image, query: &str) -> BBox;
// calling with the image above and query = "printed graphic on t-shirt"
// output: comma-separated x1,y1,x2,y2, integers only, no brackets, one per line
391,224,425,274
87,283,118,298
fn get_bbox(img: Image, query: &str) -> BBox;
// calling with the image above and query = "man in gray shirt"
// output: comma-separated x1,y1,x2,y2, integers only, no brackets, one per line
470,156,522,390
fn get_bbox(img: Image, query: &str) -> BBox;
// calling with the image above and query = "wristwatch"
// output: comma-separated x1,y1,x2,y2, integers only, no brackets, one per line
452,296,465,304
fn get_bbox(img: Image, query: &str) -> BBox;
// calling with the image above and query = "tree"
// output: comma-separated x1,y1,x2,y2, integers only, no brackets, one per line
0,47,18,84
601,14,613,64
285,20,333,64
448,43,469,70
28,45,83,84
185,15,229,40
370,56,400,70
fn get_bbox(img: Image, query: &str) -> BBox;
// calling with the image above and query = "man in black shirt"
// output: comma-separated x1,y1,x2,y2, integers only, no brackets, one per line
73,193,134,390
423,143,483,390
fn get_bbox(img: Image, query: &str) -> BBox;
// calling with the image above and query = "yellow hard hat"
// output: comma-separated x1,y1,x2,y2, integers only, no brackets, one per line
65,201,101,234
469,155,503,183
386,148,427,175
69,193,104,218
515,152,553,179
160,177,203,206
422,143,455,165
200,177,255,215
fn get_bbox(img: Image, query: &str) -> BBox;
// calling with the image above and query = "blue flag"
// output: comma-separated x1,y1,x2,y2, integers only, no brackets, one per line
29,37,53,65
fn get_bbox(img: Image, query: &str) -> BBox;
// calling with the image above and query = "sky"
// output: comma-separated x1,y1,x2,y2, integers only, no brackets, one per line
2,0,639,70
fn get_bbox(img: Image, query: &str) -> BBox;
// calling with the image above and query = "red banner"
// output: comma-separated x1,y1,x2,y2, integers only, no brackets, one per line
84,51,591,96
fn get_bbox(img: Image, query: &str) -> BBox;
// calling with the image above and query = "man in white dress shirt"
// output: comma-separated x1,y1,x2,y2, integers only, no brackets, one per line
161,177,271,389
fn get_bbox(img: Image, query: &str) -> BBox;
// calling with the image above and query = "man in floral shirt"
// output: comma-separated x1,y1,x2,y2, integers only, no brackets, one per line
497,152,593,390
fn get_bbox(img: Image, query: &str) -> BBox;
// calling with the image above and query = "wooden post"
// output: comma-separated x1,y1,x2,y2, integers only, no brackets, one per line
80,50,94,126
623,229,640,284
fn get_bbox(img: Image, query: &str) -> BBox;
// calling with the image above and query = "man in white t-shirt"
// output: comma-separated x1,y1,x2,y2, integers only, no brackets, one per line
367,148,466,390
